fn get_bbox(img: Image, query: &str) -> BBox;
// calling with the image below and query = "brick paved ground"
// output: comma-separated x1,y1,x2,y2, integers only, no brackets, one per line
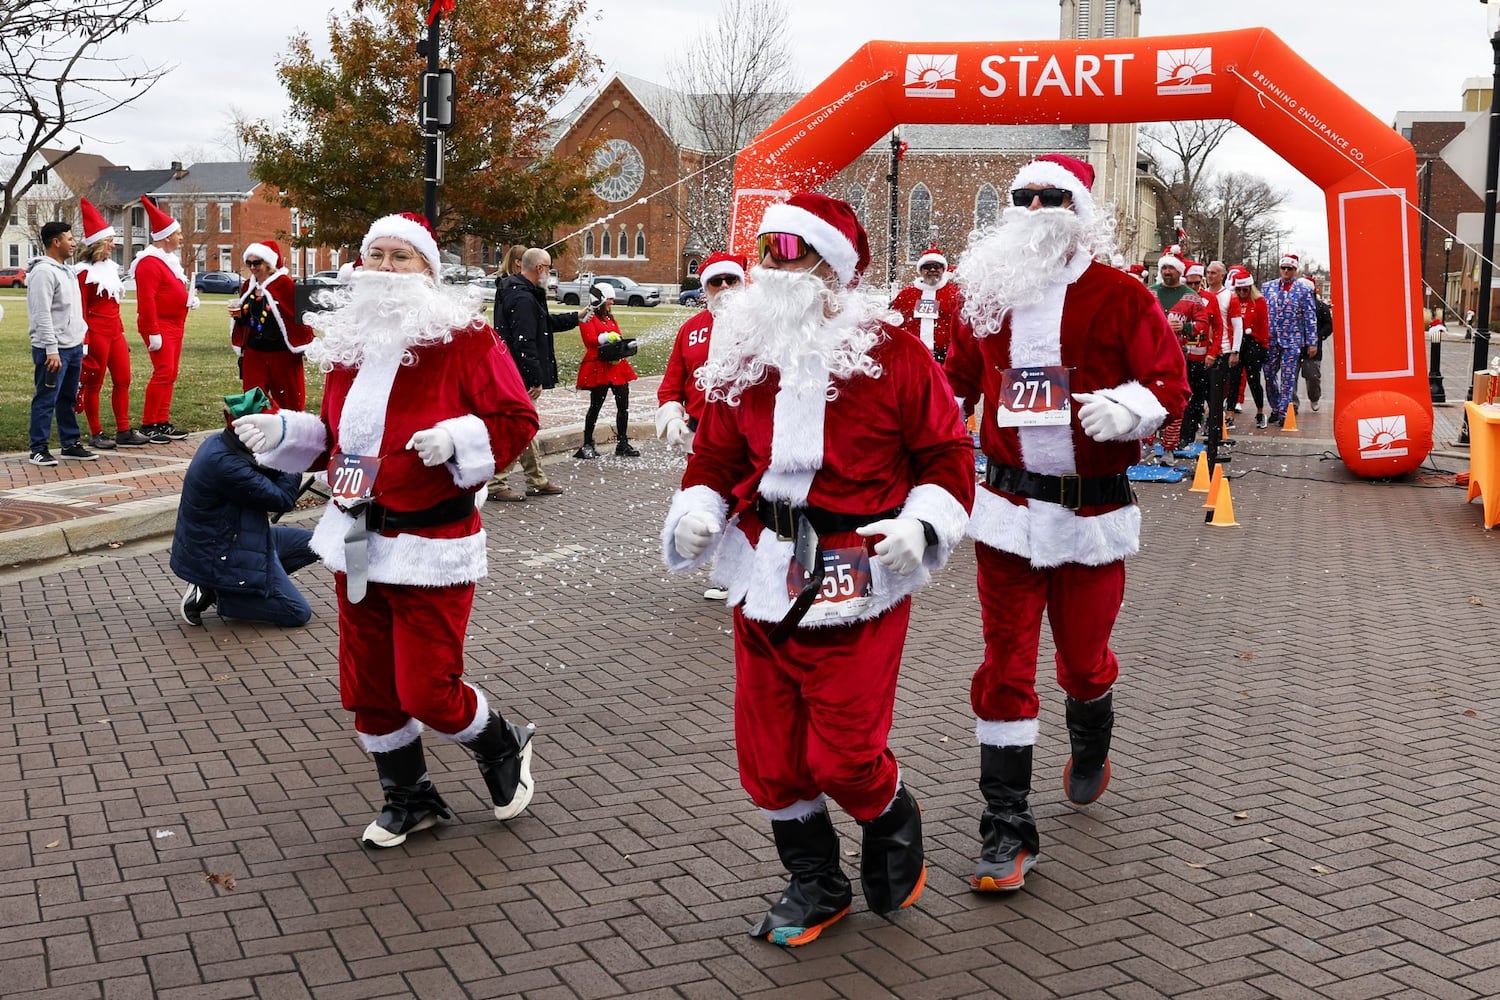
4,388,1500,998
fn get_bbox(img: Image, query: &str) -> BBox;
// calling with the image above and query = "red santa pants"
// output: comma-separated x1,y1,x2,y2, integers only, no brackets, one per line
241,347,306,412
82,331,131,434
335,574,480,739
733,601,910,823
142,331,183,425
970,543,1122,725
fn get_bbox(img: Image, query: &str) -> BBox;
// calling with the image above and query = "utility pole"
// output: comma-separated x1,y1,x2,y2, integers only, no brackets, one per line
419,1,456,228
887,127,902,296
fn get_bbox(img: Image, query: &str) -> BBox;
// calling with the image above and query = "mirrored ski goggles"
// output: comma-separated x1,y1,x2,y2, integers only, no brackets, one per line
1010,187,1070,208
757,232,815,263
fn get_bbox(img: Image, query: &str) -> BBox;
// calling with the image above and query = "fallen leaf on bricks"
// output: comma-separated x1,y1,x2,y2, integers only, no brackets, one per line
844,849,861,858
1261,837,1274,843
1470,597,1485,606
1463,709,1478,717
1239,690,1250,697
1233,812,1249,820
1310,864,1333,875
205,872,237,891
1185,861,1209,869
45,840,59,849
212,675,230,682
939,735,948,742
1236,651,1254,660
97,719,109,724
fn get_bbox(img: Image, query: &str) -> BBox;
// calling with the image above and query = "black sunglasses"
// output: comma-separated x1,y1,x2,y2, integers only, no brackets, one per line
705,274,741,288
1280,265,1296,271
1011,187,1070,208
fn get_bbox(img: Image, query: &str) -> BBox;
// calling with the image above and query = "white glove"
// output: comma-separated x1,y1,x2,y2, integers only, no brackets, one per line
673,510,719,561
1072,391,1135,441
856,517,928,575
406,427,455,467
665,419,694,452
147,334,163,352
188,294,201,309
233,413,283,453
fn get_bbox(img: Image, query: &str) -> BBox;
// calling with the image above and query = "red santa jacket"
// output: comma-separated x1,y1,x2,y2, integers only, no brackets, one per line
945,258,1189,568
1229,295,1269,348
576,314,638,389
890,277,962,358
658,309,714,422
77,261,124,339
258,322,538,587
129,246,189,343
664,325,975,625
233,270,315,353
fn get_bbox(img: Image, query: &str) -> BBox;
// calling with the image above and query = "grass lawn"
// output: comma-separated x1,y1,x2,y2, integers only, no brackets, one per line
0,289,695,452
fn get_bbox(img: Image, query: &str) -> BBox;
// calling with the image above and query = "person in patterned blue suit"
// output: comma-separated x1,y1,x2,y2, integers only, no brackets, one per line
1262,252,1318,426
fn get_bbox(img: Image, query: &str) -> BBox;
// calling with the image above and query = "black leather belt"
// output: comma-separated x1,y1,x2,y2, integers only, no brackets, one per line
984,464,1134,511
754,498,898,541
366,493,476,532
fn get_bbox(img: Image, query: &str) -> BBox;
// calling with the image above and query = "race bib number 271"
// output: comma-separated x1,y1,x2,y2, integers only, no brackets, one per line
992,365,1072,428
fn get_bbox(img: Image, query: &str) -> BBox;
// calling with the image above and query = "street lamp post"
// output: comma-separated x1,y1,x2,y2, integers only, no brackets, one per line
1462,3,1500,443
1430,233,1450,403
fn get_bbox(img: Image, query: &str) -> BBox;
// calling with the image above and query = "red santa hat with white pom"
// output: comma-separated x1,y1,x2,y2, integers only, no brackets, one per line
360,211,443,280
243,239,283,270
1009,153,1098,223
140,195,180,242
757,192,871,288
79,197,115,246
918,244,948,268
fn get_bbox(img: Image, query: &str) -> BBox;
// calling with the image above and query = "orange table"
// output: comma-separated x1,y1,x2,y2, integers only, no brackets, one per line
1465,401,1500,529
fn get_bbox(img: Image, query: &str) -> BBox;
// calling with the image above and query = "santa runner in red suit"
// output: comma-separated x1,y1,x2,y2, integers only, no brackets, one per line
946,154,1188,894
1227,267,1272,425
889,244,961,362
74,197,150,449
233,212,541,849
662,193,974,947
1173,261,1221,446
129,195,197,441
655,250,747,452
231,239,314,410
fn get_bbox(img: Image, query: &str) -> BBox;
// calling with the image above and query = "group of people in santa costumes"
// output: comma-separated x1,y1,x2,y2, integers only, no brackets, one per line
230,239,315,410
231,211,543,848
129,195,198,441
74,197,155,449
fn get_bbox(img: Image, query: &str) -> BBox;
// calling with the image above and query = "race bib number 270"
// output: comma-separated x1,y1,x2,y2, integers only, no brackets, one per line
992,365,1072,428
329,453,381,508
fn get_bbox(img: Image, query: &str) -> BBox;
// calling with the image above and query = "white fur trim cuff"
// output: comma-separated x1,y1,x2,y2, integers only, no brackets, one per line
661,484,728,572
899,482,970,571
437,414,495,488
358,718,424,753
1094,380,1170,440
84,226,117,247
759,202,858,288
762,795,828,822
977,717,1040,747
150,219,180,241
432,686,490,742
256,409,328,474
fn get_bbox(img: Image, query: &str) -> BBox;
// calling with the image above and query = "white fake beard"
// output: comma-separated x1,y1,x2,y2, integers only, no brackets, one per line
704,284,741,317
697,265,885,405
957,206,1087,336
306,270,481,370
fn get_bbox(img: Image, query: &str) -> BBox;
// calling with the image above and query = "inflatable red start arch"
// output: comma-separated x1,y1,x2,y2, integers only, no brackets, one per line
730,29,1432,479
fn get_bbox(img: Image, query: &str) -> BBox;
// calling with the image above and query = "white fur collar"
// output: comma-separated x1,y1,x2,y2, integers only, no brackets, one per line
78,259,123,301
239,267,288,304
1009,280,1076,476
765,358,828,505
338,351,403,456
129,243,187,284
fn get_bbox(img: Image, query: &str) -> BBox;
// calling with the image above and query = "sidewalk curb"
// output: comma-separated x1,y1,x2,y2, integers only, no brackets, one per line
0,419,654,572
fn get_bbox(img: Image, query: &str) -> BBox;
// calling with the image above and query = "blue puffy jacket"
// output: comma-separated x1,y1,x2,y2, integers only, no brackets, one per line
170,429,305,596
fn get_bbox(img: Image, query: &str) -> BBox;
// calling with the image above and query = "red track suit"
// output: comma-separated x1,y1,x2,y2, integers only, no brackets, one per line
129,246,191,426
1230,295,1270,409
76,260,130,436
233,269,314,410
658,308,714,424
663,327,974,822
890,274,962,361
945,257,1188,751
255,323,537,749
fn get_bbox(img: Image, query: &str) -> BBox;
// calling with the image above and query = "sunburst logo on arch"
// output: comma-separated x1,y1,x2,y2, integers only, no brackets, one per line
905,54,958,99
1156,48,1214,96
1358,414,1409,459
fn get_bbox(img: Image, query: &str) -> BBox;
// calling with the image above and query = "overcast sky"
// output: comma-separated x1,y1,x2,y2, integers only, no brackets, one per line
54,0,1500,267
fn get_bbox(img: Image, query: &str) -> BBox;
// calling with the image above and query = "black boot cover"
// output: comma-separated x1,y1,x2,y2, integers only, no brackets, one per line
972,744,1040,892
461,712,536,821
858,785,927,915
748,809,853,947
1063,691,1114,805
362,736,451,848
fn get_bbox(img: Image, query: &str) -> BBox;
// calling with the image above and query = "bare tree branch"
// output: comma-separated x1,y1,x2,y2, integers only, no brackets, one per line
0,1,175,223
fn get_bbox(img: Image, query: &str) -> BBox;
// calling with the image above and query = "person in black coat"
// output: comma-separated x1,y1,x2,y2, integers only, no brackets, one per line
169,390,318,626
489,246,582,501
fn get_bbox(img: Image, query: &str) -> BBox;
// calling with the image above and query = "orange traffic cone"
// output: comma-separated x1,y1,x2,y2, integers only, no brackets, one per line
1282,403,1298,431
1202,464,1225,508
1189,451,1210,492
1207,478,1239,526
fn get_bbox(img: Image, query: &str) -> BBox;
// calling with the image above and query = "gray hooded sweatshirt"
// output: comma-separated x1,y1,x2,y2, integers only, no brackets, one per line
26,255,87,353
